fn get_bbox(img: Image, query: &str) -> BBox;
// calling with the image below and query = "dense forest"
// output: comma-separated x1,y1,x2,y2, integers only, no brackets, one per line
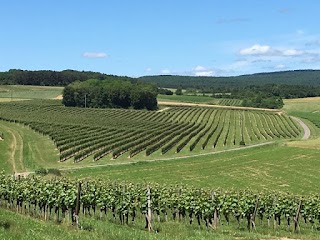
139,70,320,88
0,69,132,86
62,79,158,110
1,69,320,89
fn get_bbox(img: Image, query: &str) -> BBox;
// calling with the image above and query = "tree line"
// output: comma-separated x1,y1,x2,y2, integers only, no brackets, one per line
62,79,158,110
139,70,320,88
0,69,132,86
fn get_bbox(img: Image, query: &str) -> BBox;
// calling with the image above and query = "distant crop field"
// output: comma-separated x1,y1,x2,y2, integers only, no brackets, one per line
218,98,242,106
0,85,63,100
0,100,301,166
158,94,220,104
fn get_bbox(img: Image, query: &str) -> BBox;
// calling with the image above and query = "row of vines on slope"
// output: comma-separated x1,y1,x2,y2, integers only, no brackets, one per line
0,100,301,162
1,174,320,233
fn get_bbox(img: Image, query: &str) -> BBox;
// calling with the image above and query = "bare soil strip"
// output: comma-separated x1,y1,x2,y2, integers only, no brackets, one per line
291,116,311,140
55,95,63,100
157,107,170,112
158,101,282,112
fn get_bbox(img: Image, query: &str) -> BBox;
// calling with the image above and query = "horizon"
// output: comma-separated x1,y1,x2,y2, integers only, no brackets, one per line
1,1,320,77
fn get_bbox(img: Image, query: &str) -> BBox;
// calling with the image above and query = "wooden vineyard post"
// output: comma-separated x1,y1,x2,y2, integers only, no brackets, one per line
250,197,259,231
294,200,302,232
211,192,218,230
74,182,81,228
146,185,153,232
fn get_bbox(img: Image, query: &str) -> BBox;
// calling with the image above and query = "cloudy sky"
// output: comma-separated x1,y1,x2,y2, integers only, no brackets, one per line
1,0,320,77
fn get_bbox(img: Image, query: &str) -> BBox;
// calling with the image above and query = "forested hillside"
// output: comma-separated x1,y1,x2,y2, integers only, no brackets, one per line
139,70,320,88
1,69,320,88
0,69,132,86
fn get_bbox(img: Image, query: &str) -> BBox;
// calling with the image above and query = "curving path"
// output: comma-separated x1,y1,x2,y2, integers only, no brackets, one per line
290,116,311,140
158,101,282,112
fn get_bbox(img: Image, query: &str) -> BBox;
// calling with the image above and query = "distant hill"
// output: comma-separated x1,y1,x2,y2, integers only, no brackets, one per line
138,70,320,88
1,69,320,89
0,69,132,86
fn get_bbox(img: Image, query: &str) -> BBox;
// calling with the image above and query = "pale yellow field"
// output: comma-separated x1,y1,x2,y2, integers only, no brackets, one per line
0,98,27,102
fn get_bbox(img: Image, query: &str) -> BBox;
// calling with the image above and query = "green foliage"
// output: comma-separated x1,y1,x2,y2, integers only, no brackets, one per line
0,69,131,86
175,87,183,95
63,79,158,110
0,100,301,162
158,88,173,95
35,168,48,176
242,96,284,109
140,70,320,88
0,174,320,234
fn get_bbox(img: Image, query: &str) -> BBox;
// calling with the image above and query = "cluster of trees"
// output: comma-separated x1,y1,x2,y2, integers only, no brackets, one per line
0,69,132,86
241,96,283,109
157,88,173,95
62,79,158,110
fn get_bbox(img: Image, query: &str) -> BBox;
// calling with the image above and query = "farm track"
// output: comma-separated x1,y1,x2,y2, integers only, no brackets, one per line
291,116,311,140
158,101,282,112
15,141,275,176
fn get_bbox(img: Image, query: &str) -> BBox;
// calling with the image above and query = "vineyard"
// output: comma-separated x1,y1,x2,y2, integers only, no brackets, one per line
218,98,242,106
1,174,320,233
0,100,301,163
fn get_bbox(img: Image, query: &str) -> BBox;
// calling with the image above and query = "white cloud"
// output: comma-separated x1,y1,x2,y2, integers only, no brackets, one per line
239,44,307,57
192,65,215,76
239,44,272,56
82,52,108,58
275,64,286,69
145,67,152,72
161,69,171,74
282,49,304,56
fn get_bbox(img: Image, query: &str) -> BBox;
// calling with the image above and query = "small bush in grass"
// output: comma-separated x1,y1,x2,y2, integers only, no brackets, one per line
240,140,246,146
47,168,61,176
35,168,48,176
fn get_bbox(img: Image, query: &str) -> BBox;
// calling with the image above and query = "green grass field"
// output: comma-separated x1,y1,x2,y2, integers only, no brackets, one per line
0,85,320,239
0,85,63,100
158,94,221,104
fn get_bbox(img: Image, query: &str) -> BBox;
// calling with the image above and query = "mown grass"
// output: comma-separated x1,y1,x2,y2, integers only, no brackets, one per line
0,121,59,173
66,144,320,194
0,85,63,100
1,206,320,240
158,94,221,104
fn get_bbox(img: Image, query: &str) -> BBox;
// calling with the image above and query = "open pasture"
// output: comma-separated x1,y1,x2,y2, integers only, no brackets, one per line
0,85,63,100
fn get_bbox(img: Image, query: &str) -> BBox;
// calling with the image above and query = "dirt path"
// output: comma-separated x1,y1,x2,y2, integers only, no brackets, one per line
291,116,311,140
158,101,282,112
157,107,170,112
55,95,63,100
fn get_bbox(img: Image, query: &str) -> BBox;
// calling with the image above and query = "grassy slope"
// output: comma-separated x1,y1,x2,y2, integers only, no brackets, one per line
0,85,63,99
158,94,221,104
66,144,320,194
3,208,320,240
0,121,59,173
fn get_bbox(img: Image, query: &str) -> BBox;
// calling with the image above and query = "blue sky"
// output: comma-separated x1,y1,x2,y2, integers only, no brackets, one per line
1,0,320,77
